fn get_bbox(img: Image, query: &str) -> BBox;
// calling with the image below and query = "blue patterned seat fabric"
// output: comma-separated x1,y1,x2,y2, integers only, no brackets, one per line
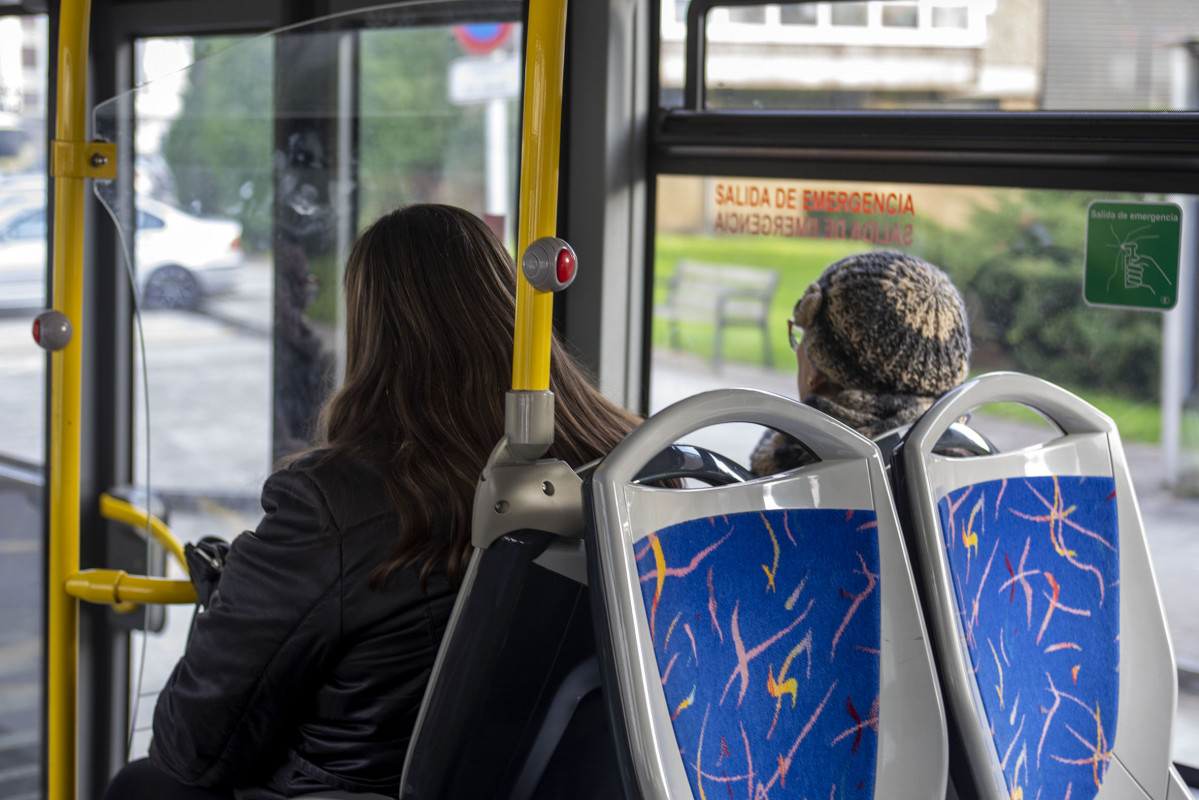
635,507,881,799
936,475,1120,800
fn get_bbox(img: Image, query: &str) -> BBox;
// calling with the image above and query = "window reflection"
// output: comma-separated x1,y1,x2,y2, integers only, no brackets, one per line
110,17,522,756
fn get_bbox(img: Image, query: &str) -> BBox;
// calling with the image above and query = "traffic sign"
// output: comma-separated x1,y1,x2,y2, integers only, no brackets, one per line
448,54,520,105
453,23,513,55
1084,200,1182,311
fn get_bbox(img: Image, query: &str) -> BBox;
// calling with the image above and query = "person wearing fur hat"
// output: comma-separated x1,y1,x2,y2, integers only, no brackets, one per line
750,249,970,476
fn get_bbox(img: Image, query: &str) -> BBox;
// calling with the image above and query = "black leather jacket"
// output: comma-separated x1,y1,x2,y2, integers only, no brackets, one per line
149,450,456,799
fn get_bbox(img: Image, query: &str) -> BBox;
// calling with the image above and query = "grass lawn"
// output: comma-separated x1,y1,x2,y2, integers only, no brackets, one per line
971,386,1161,444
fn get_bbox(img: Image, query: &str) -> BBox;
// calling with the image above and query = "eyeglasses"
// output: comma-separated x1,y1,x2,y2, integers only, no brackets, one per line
787,319,803,353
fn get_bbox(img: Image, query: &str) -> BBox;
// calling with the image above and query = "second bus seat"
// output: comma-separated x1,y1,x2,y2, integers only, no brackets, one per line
585,388,947,800
893,371,1189,800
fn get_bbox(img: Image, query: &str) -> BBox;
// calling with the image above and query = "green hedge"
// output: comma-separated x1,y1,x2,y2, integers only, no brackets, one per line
965,246,1162,400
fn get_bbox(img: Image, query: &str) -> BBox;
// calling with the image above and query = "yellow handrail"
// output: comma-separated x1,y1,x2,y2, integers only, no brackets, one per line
47,0,92,797
511,0,569,392
65,570,197,607
98,493,190,574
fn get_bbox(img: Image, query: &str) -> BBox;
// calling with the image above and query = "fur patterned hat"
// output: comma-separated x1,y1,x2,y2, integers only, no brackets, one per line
794,250,969,397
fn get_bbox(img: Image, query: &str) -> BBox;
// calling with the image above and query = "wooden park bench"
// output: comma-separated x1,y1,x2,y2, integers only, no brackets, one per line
656,259,781,369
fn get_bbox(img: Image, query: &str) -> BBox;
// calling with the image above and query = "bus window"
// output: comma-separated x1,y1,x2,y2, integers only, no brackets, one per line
0,12,47,800
650,173,1199,761
92,8,523,756
660,0,1199,112
359,25,521,242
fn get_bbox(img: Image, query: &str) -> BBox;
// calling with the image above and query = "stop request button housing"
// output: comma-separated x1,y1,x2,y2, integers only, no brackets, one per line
521,237,577,292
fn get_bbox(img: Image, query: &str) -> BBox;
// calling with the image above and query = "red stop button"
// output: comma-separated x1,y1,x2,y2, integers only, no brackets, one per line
32,310,73,351
556,249,576,284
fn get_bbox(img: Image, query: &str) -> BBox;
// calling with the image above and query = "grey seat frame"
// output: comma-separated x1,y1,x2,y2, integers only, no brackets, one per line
897,372,1190,800
588,388,948,799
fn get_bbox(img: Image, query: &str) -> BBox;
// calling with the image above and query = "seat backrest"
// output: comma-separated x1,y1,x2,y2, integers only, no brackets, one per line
399,531,619,800
893,372,1183,800
874,420,998,473
399,443,749,800
586,388,947,800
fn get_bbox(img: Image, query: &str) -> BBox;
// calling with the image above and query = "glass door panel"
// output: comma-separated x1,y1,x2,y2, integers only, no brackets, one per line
93,4,522,757
0,13,48,800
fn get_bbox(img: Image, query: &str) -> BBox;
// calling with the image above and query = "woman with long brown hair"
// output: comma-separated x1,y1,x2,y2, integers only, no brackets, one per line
103,204,640,800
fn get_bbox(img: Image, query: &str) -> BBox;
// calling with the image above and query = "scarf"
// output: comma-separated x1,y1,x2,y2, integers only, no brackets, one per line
749,389,935,476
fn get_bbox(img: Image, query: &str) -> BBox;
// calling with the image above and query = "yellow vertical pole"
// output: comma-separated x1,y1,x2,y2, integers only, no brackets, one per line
48,0,93,797
511,0,568,392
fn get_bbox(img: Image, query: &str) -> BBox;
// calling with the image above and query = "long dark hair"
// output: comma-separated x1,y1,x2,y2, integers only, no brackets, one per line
317,204,639,587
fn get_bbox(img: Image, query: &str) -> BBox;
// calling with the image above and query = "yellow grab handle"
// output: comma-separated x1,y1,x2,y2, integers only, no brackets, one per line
511,0,569,391
99,492,190,575
47,0,94,797
65,569,197,606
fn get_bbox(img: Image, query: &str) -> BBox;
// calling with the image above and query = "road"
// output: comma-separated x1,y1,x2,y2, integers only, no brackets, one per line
0,259,277,769
0,257,276,491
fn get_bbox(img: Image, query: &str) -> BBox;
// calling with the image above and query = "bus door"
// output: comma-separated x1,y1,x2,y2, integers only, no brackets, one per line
34,2,524,797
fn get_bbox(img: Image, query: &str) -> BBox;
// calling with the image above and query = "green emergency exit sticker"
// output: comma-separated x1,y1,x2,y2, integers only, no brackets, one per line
1084,200,1181,311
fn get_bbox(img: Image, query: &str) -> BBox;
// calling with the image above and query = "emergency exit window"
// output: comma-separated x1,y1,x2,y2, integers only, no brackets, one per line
650,173,1199,765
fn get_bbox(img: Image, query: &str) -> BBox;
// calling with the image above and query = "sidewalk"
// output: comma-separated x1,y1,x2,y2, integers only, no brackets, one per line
650,349,1199,764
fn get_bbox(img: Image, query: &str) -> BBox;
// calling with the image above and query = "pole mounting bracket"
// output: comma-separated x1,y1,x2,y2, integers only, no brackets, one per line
50,140,117,179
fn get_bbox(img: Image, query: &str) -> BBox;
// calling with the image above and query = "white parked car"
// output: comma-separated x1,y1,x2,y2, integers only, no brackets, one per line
0,195,244,311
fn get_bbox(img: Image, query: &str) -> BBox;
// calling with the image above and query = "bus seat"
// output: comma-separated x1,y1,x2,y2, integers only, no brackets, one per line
874,419,998,474
398,443,749,800
397,529,616,800
585,388,947,800
892,371,1189,800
